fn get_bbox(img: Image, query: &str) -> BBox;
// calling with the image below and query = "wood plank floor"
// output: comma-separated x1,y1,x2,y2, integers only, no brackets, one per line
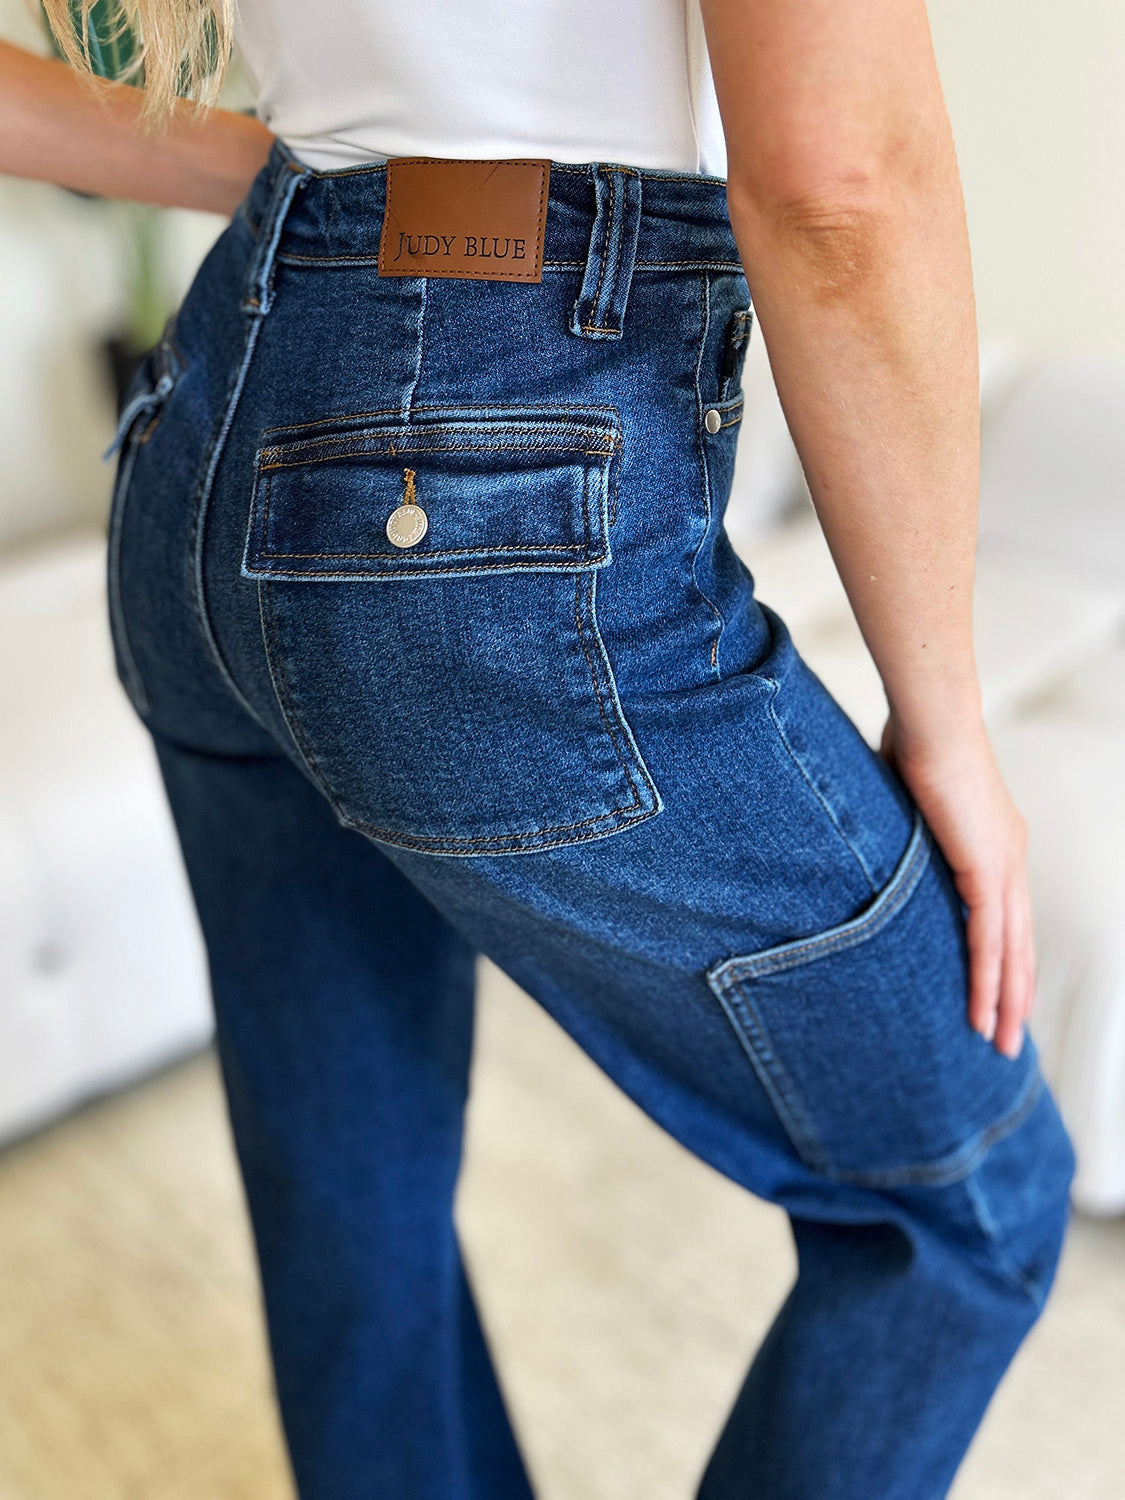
0,960,1121,1499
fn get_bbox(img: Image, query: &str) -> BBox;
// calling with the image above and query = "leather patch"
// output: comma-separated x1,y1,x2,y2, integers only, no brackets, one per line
378,157,551,283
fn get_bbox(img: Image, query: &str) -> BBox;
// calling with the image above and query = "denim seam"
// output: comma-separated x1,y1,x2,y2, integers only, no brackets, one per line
256,577,354,816
258,438,618,466
250,472,610,573
572,572,644,814
187,157,311,730
263,402,623,433
633,260,745,270
104,334,193,716
186,316,274,731
344,805,660,855
273,254,744,271
764,677,881,895
105,435,152,717
260,407,624,439
711,809,929,984
691,272,727,678
587,168,615,331
159,316,189,385
242,157,310,315
841,1072,1044,1190
961,1123,1050,1309
573,568,661,822
405,274,426,410
246,562,608,580
710,981,834,1175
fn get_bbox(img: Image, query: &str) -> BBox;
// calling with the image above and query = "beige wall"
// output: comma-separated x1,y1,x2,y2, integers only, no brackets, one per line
0,3,227,549
930,0,1125,357
0,0,1122,546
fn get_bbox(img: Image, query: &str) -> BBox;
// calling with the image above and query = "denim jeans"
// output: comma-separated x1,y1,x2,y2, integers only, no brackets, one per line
106,140,1076,1500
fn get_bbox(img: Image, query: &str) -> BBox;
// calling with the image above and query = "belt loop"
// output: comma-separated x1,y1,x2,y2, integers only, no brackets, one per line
241,147,312,319
570,164,643,341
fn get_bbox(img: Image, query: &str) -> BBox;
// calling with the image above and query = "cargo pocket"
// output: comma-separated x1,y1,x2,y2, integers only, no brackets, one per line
243,403,661,855
105,317,188,716
706,809,1044,1188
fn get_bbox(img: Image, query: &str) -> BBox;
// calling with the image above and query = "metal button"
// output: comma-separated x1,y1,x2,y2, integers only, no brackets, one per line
386,503,428,548
704,408,722,434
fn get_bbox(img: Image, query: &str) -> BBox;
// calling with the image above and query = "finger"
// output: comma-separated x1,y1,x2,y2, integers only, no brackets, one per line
993,879,1033,1058
1024,880,1038,1021
965,895,1003,1040
1023,921,1038,1023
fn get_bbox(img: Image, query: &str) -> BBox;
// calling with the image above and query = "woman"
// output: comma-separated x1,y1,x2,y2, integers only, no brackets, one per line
1,3,1075,1496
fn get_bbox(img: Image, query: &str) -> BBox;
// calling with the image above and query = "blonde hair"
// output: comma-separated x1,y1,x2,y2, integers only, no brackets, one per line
41,0,233,128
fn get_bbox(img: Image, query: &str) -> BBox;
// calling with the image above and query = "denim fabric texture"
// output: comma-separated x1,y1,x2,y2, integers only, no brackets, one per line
106,140,1076,1500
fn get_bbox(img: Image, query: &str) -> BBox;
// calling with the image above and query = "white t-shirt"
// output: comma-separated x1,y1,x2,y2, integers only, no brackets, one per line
233,0,728,177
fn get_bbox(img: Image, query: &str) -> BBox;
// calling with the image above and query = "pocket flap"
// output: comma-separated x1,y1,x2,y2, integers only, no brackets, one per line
241,406,622,581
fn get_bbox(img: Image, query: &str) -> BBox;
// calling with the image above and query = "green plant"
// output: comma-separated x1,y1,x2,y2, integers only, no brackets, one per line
55,0,144,84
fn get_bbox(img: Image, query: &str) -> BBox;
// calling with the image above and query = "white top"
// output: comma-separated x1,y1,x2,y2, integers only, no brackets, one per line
232,0,728,178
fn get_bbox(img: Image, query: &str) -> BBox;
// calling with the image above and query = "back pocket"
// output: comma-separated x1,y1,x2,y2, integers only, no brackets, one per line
243,403,661,855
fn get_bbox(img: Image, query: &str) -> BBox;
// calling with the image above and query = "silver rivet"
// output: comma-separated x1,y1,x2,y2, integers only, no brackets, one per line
704,408,722,434
386,504,428,548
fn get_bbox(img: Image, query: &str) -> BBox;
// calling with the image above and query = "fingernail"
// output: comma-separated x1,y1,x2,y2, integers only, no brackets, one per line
984,1011,997,1042
1003,1028,1024,1060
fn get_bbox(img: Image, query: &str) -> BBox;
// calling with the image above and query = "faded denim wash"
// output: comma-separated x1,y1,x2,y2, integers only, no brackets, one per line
106,139,1076,1500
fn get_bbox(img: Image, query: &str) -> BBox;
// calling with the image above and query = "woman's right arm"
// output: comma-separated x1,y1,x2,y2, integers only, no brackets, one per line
0,40,272,214
698,0,1032,1059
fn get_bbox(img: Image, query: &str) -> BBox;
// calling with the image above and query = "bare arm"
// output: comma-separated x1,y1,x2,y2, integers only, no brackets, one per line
699,0,1031,1058
0,40,273,215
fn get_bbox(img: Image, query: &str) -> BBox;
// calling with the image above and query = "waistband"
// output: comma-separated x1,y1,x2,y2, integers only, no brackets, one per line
242,138,744,276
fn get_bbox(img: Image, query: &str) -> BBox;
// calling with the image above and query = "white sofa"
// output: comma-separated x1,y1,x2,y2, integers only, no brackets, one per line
0,176,224,1146
0,532,211,1143
738,349,1125,1215
2,338,1123,1216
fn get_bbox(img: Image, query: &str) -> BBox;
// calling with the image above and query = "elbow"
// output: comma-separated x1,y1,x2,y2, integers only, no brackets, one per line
725,114,942,222
725,173,907,305
727,169,883,225
724,127,950,282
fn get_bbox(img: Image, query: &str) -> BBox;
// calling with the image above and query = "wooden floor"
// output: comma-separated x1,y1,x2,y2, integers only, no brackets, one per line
1,961,1122,1499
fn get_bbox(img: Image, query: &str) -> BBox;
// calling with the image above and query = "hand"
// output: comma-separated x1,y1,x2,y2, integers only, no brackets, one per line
880,712,1034,1059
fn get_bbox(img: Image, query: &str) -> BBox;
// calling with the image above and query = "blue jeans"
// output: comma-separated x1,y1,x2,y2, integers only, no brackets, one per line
107,141,1075,1500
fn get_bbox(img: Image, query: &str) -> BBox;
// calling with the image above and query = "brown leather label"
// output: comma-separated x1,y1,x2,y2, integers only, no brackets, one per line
378,157,551,283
